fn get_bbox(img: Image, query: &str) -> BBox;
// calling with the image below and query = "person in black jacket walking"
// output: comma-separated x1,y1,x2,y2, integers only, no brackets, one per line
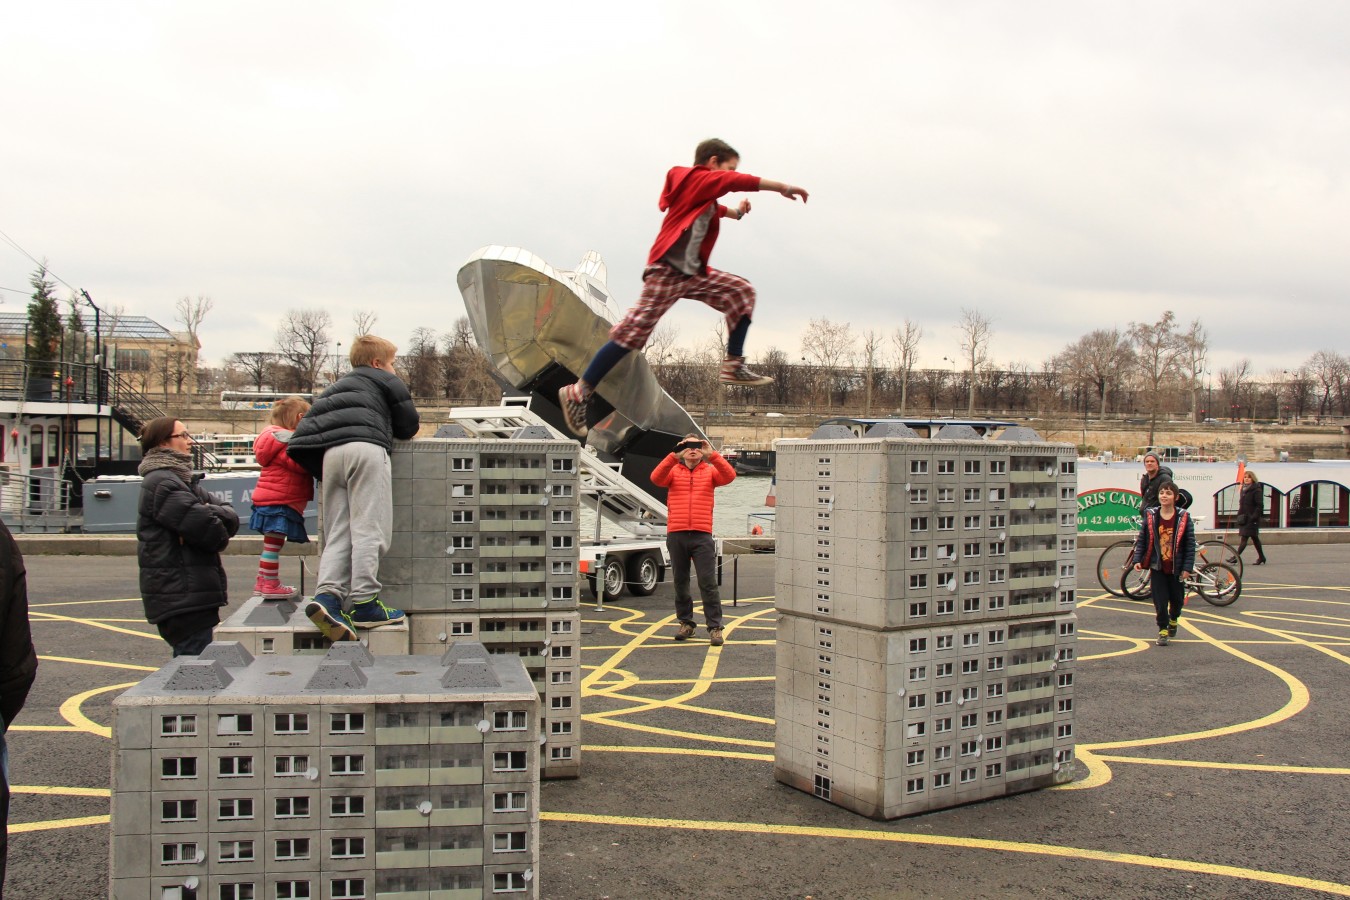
137,417,241,657
1139,452,1174,509
288,335,420,642
1232,469,1268,565
1,520,38,895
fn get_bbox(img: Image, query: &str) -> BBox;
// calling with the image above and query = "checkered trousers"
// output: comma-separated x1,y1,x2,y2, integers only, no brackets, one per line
608,265,756,351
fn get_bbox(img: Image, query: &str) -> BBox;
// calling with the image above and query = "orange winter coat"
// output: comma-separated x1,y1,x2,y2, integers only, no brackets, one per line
650,452,735,533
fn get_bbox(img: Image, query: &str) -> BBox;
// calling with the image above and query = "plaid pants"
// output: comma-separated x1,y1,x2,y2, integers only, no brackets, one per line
608,265,756,351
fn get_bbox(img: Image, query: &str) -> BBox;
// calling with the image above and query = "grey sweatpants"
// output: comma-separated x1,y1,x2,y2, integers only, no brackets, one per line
316,442,392,610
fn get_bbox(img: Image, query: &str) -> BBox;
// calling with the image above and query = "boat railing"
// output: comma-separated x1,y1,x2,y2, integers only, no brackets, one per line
0,467,75,533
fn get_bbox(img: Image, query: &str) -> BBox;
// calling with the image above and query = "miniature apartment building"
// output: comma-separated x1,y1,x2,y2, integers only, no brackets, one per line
773,425,1078,819
381,438,582,779
111,641,541,900
215,597,411,657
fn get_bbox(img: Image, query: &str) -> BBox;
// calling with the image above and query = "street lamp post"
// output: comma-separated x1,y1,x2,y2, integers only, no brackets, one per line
941,356,958,416
334,341,344,384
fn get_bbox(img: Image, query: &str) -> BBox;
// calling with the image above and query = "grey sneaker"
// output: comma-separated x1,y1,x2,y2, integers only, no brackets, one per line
557,384,589,438
719,356,773,386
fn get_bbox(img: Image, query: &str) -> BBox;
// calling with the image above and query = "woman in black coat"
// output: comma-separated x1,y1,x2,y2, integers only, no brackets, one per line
136,417,240,656
1232,469,1268,565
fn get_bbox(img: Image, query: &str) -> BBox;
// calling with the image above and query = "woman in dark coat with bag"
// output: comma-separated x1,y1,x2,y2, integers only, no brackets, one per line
1233,469,1268,565
136,417,240,656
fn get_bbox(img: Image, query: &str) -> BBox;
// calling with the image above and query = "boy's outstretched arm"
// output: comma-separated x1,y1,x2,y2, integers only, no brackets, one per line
758,179,809,203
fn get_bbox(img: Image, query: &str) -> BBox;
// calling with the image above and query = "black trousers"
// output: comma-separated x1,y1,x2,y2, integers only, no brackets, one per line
1150,570,1186,630
667,530,722,629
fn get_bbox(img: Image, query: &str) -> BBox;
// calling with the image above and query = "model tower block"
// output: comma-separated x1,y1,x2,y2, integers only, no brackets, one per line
773,428,1078,819
111,640,541,900
381,438,582,779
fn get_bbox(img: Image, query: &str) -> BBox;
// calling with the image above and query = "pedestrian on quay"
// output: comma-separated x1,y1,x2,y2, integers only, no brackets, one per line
1232,469,1268,565
1139,451,1174,509
136,417,240,657
1131,479,1195,647
0,520,38,897
650,434,735,646
557,137,808,438
250,395,314,599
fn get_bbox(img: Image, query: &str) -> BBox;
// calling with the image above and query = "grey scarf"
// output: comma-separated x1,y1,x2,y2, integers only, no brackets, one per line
138,447,194,482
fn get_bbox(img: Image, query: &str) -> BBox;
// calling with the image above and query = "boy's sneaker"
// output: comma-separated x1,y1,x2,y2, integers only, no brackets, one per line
1167,619,1179,637
1156,629,1170,646
674,622,696,641
719,356,774,387
306,593,357,643
557,384,589,438
709,627,725,647
254,576,298,600
349,596,406,628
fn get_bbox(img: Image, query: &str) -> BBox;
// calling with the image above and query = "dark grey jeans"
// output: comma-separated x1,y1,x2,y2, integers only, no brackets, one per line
668,530,721,629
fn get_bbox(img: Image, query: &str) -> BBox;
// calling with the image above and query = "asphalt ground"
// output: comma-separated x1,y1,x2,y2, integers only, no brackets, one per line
6,546,1350,899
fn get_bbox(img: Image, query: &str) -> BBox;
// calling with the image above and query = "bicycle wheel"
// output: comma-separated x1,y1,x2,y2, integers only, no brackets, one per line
1197,539,1243,577
1193,562,1241,606
1096,539,1137,598
1120,566,1153,601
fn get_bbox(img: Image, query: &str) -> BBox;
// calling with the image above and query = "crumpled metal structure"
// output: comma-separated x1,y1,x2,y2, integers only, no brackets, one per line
456,245,704,460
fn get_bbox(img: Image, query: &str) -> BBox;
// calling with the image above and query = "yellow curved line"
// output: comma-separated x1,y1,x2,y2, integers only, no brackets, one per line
30,598,141,607
8,814,110,834
1095,755,1350,775
29,610,160,641
1077,631,1153,661
59,682,140,739
1053,746,1113,790
582,744,772,762
538,811,1350,896
39,655,158,672
579,714,774,748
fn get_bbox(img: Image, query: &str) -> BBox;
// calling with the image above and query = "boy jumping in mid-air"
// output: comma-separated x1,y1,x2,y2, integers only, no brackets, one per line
558,137,808,437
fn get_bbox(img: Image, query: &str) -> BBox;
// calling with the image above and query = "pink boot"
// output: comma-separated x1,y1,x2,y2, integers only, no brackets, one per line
255,577,298,600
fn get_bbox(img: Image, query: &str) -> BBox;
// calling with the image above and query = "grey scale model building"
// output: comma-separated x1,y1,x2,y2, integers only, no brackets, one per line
111,640,541,900
772,427,1078,819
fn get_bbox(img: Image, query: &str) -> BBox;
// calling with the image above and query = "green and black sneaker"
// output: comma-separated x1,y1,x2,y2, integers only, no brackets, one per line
1167,619,1179,637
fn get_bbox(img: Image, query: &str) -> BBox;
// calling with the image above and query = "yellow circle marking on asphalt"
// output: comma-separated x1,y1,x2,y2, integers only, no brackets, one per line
59,682,140,739
539,811,1350,896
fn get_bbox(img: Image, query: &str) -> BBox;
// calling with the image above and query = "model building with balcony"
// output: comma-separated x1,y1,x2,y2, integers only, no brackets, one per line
111,640,541,899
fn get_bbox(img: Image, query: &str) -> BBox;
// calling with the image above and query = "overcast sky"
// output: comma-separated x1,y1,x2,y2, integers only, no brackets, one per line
2,1,1346,380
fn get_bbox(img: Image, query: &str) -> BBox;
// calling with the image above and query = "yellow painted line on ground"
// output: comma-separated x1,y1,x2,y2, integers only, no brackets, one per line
1077,631,1152,661
11,785,111,797
39,655,157,672
538,811,1350,896
581,744,772,762
59,682,140,739
1082,619,1308,753
580,715,773,748
8,725,82,732
596,675,775,686
29,611,159,641
29,598,141,607
585,695,774,726
1094,755,1350,775
9,814,110,834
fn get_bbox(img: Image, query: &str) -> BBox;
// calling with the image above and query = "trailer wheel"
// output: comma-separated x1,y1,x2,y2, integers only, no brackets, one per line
626,552,661,596
600,557,626,598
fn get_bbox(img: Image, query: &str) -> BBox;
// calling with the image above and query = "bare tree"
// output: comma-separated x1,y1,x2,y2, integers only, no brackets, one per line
230,352,279,391
1306,349,1350,417
956,308,993,414
1054,328,1134,419
800,318,855,407
274,309,333,393
891,319,922,414
353,309,378,337
1181,318,1208,422
1129,310,1186,444
860,328,883,415
404,326,442,397
1217,359,1251,422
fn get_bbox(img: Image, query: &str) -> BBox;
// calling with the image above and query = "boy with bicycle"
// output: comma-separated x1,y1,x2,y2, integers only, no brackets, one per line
1131,480,1195,646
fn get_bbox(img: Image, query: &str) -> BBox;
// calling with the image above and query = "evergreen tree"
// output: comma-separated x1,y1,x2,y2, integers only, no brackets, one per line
26,266,63,365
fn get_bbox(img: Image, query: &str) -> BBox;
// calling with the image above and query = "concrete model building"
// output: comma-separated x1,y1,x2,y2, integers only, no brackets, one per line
111,641,541,900
382,438,582,779
773,429,1078,819
216,597,411,657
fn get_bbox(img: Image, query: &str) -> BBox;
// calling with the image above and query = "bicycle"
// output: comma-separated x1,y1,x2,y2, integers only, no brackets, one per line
1120,560,1242,606
1096,535,1241,598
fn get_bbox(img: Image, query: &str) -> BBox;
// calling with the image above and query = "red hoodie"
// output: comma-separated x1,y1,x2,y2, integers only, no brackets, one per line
646,166,763,270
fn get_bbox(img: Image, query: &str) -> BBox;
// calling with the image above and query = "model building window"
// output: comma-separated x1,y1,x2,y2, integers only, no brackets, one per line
493,872,529,893
159,714,196,736
494,710,528,731
160,799,197,822
330,837,366,859
493,791,528,812
451,587,474,601
218,840,255,862
936,487,954,503
275,838,311,860
451,457,474,471
910,459,929,474
330,712,365,735
161,757,197,779
330,754,365,775
551,535,573,549
217,798,254,820
937,515,955,531
989,460,1006,474
937,459,955,474
551,509,573,524
275,755,309,776
217,714,253,735
493,831,528,853
276,882,311,900
551,458,574,471
550,721,573,735
273,713,309,734
451,509,475,523
161,842,199,864
218,884,256,900
274,797,309,818
330,878,366,899
218,756,253,778
330,795,365,817
493,751,528,772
